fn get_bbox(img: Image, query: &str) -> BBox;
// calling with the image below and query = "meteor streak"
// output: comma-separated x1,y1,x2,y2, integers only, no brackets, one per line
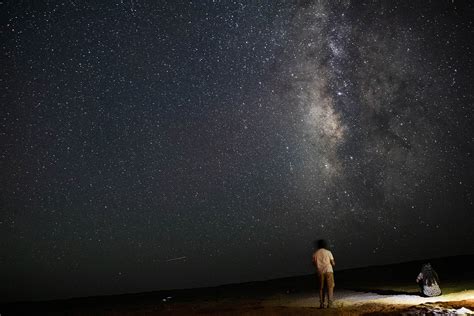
165,256,187,262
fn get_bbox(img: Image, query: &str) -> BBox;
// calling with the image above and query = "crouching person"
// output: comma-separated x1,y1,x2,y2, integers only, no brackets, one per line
416,263,442,297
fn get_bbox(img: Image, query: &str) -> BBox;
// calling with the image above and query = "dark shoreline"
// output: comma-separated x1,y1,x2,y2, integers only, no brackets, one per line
1,254,473,315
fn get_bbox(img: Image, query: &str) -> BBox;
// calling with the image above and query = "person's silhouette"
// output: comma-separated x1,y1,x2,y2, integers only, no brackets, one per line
312,239,335,308
416,263,441,297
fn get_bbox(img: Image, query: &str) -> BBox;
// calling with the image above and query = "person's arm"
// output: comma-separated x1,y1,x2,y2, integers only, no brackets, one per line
330,258,335,267
416,272,423,283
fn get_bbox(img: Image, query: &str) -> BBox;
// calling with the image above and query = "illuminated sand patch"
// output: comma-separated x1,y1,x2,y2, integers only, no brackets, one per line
342,289,474,306
273,289,474,308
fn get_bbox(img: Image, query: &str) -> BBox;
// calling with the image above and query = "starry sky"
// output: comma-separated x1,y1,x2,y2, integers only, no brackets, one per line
1,0,473,302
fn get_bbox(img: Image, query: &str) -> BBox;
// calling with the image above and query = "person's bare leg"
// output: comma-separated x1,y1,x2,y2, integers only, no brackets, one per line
318,274,325,308
328,285,334,306
327,273,334,307
319,289,324,307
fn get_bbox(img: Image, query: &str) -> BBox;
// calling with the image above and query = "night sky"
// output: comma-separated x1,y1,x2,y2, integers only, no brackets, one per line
1,0,473,302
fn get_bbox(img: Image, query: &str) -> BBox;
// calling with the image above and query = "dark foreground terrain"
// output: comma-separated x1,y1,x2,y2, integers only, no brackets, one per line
1,255,473,315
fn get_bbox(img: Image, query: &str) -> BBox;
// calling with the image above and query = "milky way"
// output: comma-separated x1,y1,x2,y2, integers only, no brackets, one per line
272,1,473,253
1,1,473,302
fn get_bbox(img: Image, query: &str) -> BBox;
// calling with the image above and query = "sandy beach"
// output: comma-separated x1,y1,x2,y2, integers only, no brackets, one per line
2,255,473,315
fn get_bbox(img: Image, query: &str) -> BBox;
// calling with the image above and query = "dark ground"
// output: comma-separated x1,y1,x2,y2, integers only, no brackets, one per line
1,255,473,315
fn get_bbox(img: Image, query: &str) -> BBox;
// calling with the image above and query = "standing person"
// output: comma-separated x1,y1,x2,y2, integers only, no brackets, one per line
312,239,336,308
416,263,442,297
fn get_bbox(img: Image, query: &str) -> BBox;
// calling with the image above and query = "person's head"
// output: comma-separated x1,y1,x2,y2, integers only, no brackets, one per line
317,239,328,250
421,263,432,273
